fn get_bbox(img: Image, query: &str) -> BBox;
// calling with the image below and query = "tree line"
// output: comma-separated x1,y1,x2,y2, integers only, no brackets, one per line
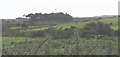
16,12,73,22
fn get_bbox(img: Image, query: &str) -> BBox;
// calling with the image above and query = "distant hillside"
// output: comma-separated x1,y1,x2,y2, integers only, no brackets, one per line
73,15,118,21
8,17,118,32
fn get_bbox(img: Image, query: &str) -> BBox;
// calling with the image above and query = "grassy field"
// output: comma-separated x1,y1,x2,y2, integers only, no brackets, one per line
99,18,118,30
54,17,118,30
2,17,118,55
10,17,118,31
30,17,119,30
2,37,118,55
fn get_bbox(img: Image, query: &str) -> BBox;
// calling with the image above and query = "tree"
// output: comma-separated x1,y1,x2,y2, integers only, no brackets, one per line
25,12,73,22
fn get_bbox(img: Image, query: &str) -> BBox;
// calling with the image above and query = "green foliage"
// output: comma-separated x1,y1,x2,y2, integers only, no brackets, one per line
2,29,26,37
81,21,113,38
2,16,118,55
46,26,76,39
80,29,97,38
26,12,73,22
29,30,47,37
99,18,118,30
2,37,36,48
2,37,118,55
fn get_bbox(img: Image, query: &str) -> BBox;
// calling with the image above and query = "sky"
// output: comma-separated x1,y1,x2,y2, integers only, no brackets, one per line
0,0,119,19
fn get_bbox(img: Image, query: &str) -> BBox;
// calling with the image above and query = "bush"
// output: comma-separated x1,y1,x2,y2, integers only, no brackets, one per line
29,30,46,37
80,29,97,38
80,21,113,38
46,27,76,39
46,27,64,39
113,30,120,36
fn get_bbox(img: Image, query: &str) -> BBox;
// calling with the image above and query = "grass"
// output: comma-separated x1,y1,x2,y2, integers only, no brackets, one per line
2,36,118,55
99,17,118,30
29,17,118,30
3,17,118,55
9,17,118,32
2,37,37,48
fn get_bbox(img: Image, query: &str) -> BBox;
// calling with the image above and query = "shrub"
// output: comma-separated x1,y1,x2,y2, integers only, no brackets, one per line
113,30,120,36
80,29,97,38
29,30,46,37
81,21,113,38
46,27,76,39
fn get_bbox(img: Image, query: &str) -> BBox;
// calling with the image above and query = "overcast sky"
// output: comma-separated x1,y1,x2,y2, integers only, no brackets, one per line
0,0,119,19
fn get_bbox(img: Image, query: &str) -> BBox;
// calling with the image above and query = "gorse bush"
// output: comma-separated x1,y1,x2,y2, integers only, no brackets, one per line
29,30,47,37
45,26,76,39
80,29,97,38
46,27,68,39
80,21,113,38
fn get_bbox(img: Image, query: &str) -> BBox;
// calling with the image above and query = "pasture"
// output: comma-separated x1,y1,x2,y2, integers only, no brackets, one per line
2,17,119,55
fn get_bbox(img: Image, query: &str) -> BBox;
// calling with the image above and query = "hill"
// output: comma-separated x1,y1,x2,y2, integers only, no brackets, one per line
17,17,118,31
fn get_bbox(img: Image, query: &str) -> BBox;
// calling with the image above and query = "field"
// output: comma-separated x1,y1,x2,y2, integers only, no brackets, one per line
9,17,118,31
33,17,118,30
2,17,119,55
2,37,118,55
99,18,118,30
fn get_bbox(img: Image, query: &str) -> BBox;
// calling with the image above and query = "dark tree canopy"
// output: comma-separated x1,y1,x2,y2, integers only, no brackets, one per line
25,12,73,22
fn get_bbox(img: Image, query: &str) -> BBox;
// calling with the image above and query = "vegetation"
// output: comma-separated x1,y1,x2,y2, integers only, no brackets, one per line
25,12,73,22
2,12,118,55
2,37,118,55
